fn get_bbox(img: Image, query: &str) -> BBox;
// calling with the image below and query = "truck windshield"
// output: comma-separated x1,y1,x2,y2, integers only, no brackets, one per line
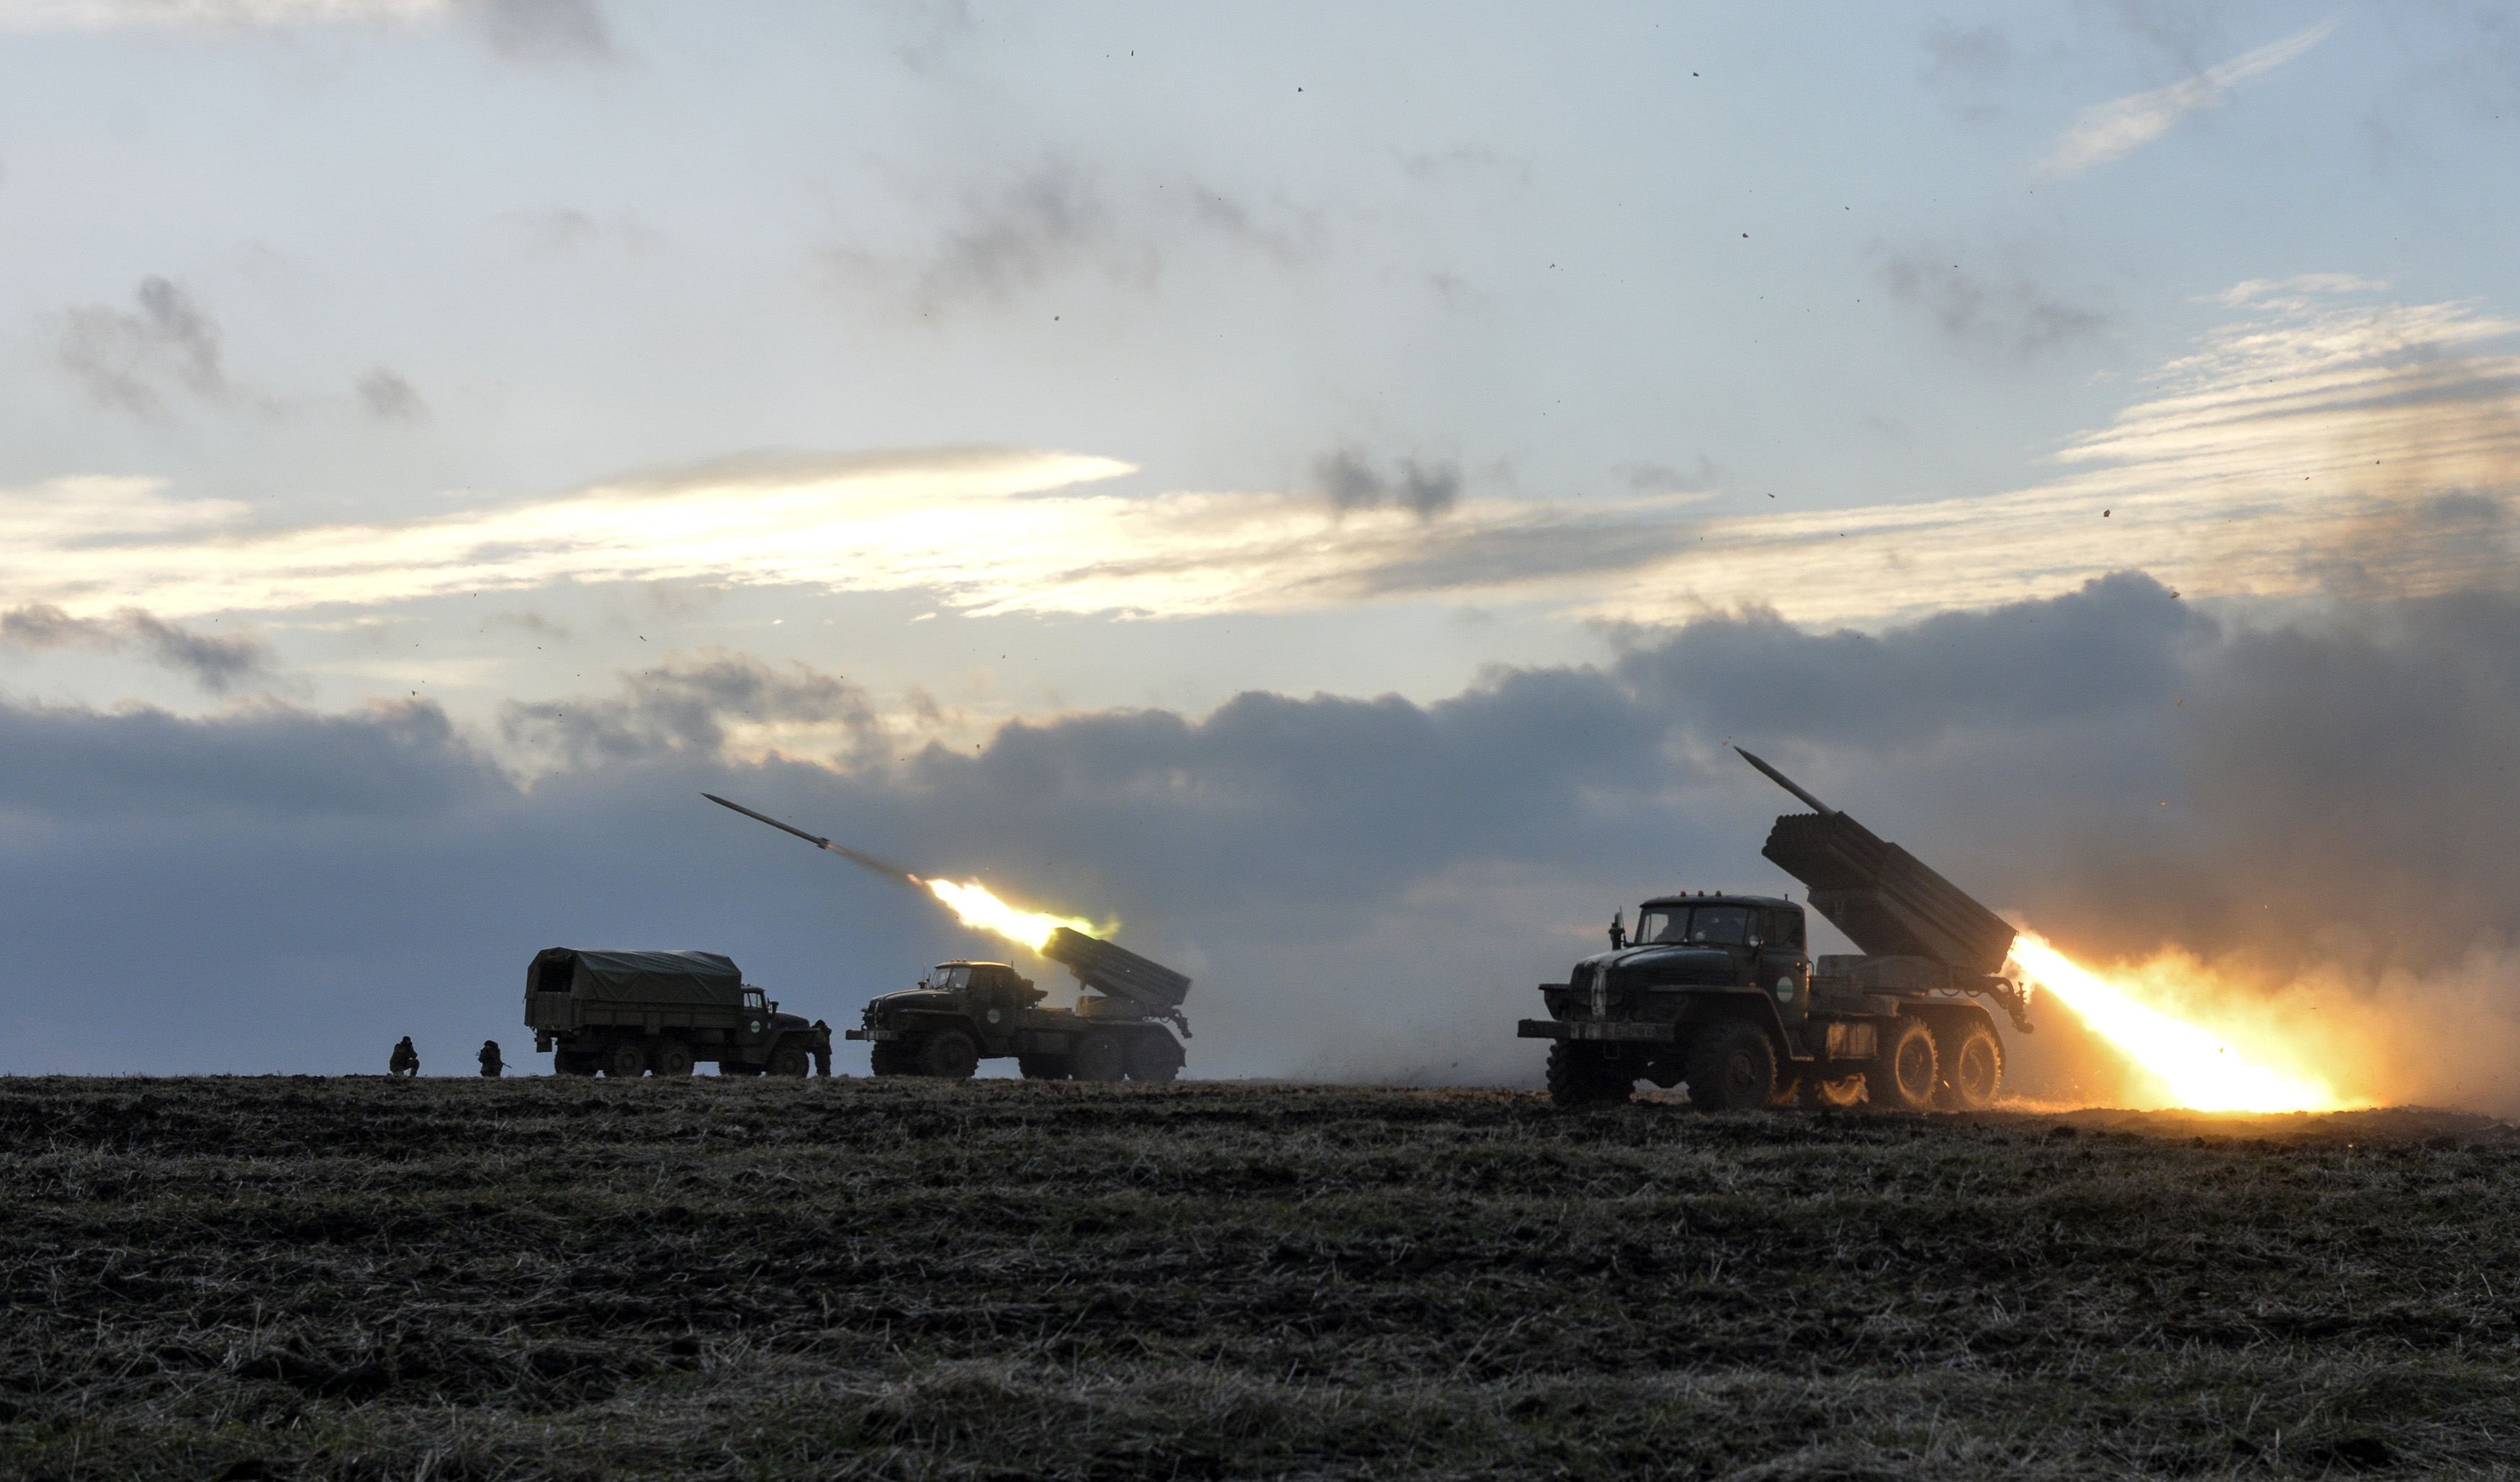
1636,905,1753,946
934,966,971,990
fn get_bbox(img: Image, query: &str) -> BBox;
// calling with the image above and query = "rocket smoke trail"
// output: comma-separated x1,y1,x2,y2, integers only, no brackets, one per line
702,793,920,886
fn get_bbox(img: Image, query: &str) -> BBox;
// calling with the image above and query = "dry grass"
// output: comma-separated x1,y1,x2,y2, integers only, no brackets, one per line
1,1077,2515,1479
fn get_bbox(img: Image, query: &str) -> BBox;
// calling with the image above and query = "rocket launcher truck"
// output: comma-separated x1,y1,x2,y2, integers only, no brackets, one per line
1518,747,2031,1112
848,928,1192,1082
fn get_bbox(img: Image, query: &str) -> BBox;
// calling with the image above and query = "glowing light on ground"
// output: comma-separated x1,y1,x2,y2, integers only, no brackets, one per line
2009,930,2346,1112
917,876,1110,953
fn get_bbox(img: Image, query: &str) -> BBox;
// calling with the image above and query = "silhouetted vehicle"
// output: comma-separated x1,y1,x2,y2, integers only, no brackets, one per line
526,948,829,1078
1519,750,2030,1113
848,929,1189,1082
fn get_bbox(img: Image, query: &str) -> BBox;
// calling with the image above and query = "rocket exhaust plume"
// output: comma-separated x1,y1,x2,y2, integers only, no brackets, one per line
703,792,1113,954
2007,930,2349,1113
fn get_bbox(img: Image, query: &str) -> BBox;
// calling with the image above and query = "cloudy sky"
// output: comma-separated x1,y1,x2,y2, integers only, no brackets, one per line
3,1,2516,1100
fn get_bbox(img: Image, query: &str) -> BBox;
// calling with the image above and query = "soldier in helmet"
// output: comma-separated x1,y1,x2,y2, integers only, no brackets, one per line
389,1036,419,1077
811,1020,832,1077
477,1039,504,1078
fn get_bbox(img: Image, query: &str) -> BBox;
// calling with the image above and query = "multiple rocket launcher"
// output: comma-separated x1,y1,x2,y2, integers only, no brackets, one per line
702,791,1195,1030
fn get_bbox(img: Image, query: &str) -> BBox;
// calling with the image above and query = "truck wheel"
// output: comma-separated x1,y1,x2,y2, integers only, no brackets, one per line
869,1043,917,1077
555,1051,599,1077
1545,1042,1628,1108
1934,1022,2004,1110
1125,1033,1185,1083
766,1041,811,1077
1867,1019,1940,1111
1798,1074,1866,1108
915,1032,979,1080
1685,1020,1778,1112
652,1039,696,1077
1071,1030,1126,1082
1017,1055,1071,1081
600,1041,648,1079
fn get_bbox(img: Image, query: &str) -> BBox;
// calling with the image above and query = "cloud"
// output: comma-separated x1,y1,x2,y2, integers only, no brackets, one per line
4,574,2517,1113
355,367,426,421
501,650,883,768
824,159,1317,318
1875,252,2110,359
6,279,2516,632
1314,449,1462,518
55,277,225,416
1919,20,2011,90
0,0,445,25
0,603,276,693
0,0,613,60
469,0,605,60
2046,17,2341,174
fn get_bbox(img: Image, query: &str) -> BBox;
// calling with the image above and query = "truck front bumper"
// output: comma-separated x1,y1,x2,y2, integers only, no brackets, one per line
844,1027,906,1042
1517,1018,1675,1043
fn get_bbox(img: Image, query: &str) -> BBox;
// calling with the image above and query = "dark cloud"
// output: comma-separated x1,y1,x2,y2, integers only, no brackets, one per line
356,367,426,421
501,650,882,768
825,160,1314,317
1315,449,1462,518
1876,251,2110,360
469,0,611,63
1,604,276,694
5,575,2516,1110
1621,457,1722,495
1920,20,2012,88
55,277,225,416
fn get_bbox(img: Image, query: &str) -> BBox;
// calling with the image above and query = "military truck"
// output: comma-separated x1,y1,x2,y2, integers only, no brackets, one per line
526,947,830,1077
847,927,1190,1081
1518,749,2032,1112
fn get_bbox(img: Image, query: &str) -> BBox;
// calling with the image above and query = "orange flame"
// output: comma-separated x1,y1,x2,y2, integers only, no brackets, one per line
915,876,1112,953
2008,930,2349,1112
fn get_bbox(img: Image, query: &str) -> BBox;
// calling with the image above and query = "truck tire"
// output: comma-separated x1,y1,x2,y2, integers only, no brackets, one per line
869,1042,917,1077
915,1031,979,1079
1868,1018,1940,1111
1685,1020,1778,1112
1933,1020,2004,1110
555,1050,599,1077
1545,1042,1629,1108
1017,1055,1071,1080
1071,1030,1126,1082
652,1039,696,1077
600,1040,648,1079
766,1041,811,1077
1798,1074,1866,1108
1125,1033,1184,1083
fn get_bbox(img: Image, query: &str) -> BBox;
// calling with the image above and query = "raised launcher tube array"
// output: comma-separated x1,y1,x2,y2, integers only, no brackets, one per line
1734,747,2033,1032
1043,927,1194,1036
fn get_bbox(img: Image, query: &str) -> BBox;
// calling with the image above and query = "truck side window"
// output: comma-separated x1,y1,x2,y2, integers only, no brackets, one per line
1765,911,1804,949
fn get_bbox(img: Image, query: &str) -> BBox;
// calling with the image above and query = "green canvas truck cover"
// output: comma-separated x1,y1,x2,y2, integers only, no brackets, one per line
530,948,743,1007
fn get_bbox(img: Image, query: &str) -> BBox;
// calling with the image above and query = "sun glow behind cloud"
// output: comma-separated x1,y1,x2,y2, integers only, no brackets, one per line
1,279,2514,634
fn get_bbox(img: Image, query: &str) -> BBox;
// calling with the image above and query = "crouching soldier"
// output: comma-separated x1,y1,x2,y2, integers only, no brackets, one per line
389,1036,420,1077
478,1039,504,1078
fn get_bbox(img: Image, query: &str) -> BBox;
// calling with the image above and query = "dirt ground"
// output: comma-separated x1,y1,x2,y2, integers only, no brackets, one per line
3,1077,2515,1481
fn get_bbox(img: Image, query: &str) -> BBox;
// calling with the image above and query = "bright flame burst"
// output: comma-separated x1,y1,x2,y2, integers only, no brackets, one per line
2008,930,2348,1112
916,876,1111,953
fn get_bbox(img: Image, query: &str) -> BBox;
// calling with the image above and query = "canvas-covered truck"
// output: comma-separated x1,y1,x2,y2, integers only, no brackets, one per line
847,927,1190,1082
526,948,831,1078
1518,749,2033,1112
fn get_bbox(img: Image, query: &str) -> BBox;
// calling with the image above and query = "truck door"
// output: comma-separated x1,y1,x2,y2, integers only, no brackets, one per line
1756,909,1810,1019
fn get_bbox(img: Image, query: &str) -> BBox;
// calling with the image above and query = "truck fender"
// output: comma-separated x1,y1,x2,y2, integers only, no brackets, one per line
1681,989,1811,1064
